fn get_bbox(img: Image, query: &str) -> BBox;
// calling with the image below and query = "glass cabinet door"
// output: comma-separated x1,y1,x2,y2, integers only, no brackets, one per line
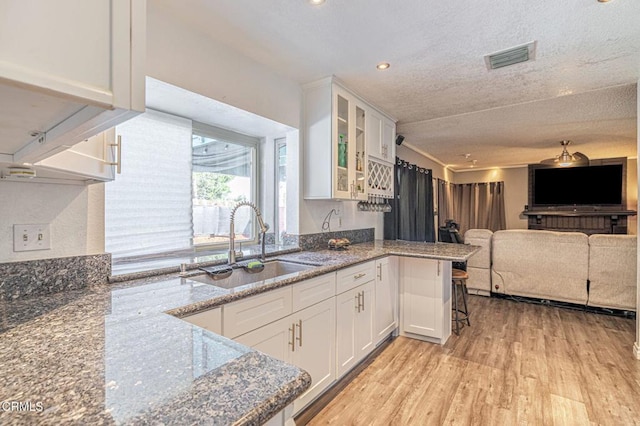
354,105,366,199
335,93,350,197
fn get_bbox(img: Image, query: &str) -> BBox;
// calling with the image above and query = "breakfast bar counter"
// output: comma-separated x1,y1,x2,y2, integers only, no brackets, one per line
0,240,478,425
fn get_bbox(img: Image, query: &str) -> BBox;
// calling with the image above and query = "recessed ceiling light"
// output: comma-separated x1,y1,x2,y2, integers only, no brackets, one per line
376,62,390,70
597,0,612,2
309,0,325,5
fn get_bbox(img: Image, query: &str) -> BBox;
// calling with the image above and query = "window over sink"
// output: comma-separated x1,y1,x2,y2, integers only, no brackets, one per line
191,123,258,247
105,78,297,273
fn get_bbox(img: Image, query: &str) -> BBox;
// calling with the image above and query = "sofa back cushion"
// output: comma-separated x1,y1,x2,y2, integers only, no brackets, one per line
588,234,637,311
464,229,493,270
491,230,589,304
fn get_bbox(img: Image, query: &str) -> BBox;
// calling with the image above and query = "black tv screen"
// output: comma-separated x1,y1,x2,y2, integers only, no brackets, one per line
533,164,623,206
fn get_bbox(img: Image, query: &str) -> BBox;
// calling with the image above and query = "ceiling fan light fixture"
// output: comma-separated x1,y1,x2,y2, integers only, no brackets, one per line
541,140,590,167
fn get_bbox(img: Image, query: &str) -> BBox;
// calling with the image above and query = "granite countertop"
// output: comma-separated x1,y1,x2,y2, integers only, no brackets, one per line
0,240,478,425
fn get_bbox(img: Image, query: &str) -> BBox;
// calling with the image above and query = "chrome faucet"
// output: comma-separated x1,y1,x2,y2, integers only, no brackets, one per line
228,201,269,265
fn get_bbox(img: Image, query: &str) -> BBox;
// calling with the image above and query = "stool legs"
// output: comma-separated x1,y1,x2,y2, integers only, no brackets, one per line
460,280,470,326
452,279,460,335
452,278,470,335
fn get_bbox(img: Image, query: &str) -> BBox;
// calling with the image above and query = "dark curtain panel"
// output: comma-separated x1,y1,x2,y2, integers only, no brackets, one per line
437,179,506,235
384,158,435,242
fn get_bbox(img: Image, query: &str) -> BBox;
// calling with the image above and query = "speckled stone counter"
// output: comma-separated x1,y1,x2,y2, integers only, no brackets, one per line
0,240,477,425
0,278,310,425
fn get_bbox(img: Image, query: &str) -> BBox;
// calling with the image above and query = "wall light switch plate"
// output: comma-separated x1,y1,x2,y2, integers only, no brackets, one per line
13,224,51,252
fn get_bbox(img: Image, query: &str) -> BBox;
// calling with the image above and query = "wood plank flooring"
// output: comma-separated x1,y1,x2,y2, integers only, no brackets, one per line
307,295,640,426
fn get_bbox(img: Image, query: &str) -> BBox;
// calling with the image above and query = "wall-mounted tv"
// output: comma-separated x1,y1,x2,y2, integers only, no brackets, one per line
529,159,626,209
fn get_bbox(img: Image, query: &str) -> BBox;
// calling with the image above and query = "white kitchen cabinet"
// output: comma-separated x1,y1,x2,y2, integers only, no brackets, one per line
291,297,336,413
374,257,398,345
223,287,293,339
336,261,376,294
0,0,145,166
336,280,374,378
366,109,396,164
181,307,222,335
400,257,452,345
32,128,119,183
303,77,368,201
382,117,396,162
234,315,294,362
234,297,336,415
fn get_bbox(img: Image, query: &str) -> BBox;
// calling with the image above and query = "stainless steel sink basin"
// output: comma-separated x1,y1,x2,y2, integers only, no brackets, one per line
189,260,315,290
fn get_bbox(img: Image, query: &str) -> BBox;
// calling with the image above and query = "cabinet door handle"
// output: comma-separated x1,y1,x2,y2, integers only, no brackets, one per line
289,323,296,352
107,135,122,174
355,294,361,313
361,291,365,311
377,264,382,280
437,261,440,276
354,272,366,280
296,319,303,347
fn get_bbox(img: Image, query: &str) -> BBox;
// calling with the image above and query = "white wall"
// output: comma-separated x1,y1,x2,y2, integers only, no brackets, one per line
0,182,104,262
396,145,449,181
146,2,302,129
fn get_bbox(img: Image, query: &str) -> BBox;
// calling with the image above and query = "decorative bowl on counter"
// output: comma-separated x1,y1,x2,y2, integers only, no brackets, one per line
328,238,351,250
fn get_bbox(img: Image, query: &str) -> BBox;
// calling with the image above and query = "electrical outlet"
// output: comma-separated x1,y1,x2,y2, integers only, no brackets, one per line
13,224,51,252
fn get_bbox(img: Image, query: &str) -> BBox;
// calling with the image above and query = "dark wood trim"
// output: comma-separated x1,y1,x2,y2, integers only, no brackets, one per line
294,334,396,425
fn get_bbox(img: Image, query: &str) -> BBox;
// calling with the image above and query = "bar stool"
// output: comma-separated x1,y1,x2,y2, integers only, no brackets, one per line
452,268,471,335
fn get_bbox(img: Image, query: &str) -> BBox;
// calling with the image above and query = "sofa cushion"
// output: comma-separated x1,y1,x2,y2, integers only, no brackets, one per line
491,230,589,305
587,234,637,311
464,229,493,269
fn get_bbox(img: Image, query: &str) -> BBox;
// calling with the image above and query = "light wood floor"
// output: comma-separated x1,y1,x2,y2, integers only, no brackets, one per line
308,295,640,426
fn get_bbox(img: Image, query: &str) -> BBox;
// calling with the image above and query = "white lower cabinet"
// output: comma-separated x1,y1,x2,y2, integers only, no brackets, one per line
181,307,222,335
231,274,336,413
400,257,452,344
336,280,375,378
290,298,336,413
233,293,336,415
234,315,294,362
374,256,398,345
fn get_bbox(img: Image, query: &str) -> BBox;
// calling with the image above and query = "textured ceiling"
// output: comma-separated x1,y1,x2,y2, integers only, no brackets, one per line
152,0,640,170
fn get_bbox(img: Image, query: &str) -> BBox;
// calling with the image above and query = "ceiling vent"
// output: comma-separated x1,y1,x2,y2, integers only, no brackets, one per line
484,41,537,70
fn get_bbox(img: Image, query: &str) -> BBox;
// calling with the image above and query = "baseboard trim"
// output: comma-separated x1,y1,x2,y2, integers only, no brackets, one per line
634,342,640,360
490,292,636,319
294,334,395,425
467,288,491,297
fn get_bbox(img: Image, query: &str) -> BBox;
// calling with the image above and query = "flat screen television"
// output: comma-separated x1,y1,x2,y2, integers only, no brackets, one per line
530,163,625,208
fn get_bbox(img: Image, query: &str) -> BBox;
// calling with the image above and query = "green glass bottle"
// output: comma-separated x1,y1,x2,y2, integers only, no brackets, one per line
338,134,347,168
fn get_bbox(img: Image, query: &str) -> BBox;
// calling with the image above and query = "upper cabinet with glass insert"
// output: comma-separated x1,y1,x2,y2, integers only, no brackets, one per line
304,77,392,201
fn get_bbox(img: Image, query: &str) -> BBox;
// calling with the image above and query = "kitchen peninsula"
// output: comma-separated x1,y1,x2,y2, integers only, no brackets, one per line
0,240,478,425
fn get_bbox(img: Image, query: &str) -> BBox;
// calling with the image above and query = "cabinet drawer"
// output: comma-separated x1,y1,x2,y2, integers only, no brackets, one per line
223,287,293,339
181,308,222,334
336,261,376,294
292,273,337,312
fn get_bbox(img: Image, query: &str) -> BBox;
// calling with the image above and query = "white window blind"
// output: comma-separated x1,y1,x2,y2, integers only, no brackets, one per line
105,110,193,259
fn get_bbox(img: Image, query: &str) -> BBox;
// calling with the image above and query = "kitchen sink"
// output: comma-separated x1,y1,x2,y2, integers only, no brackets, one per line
189,260,316,290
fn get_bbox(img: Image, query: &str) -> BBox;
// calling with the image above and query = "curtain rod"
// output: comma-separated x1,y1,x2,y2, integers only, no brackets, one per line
397,157,431,175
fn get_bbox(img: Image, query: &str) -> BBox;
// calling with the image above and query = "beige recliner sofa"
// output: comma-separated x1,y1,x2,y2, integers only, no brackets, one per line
463,229,493,296
463,229,637,311
588,234,637,311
